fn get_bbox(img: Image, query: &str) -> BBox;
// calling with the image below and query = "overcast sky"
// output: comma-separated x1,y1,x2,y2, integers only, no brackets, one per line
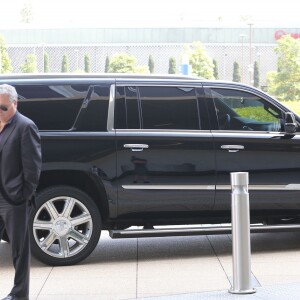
1,0,300,28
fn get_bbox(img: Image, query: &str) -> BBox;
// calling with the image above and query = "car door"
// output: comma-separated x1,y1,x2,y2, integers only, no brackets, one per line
205,85,300,221
114,83,216,219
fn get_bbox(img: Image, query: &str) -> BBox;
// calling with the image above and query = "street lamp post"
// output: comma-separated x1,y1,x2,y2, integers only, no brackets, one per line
248,23,254,85
256,51,261,66
239,34,247,83
223,50,228,80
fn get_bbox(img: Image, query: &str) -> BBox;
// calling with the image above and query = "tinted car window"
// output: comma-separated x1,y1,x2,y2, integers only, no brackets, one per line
75,85,109,132
211,88,283,131
139,86,200,130
115,86,140,129
17,85,89,130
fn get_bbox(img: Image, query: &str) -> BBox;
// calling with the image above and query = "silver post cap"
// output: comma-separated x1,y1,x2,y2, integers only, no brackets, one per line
230,172,249,186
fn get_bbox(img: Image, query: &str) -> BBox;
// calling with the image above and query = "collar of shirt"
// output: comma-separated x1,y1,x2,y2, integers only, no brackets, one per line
0,112,16,135
7,113,16,125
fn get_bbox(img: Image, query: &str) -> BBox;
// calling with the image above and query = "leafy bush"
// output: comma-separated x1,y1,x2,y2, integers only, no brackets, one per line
148,55,154,73
20,54,38,73
267,35,300,101
84,53,91,73
233,61,241,82
213,59,219,79
253,61,260,88
107,53,149,73
281,101,300,115
44,52,49,73
0,35,13,73
168,57,176,74
108,53,136,73
61,54,69,73
133,65,150,74
188,42,214,79
105,56,110,73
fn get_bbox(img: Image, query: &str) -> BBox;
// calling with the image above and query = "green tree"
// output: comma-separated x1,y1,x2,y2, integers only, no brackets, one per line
105,56,110,73
189,41,214,79
20,2,33,23
267,35,300,101
20,54,37,73
133,65,150,74
108,53,137,73
148,55,154,73
168,57,176,74
61,54,69,73
213,59,219,79
0,35,12,73
233,61,241,82
253,60,260,88
107,53,148,73
84,53,91,73
44,52,49,73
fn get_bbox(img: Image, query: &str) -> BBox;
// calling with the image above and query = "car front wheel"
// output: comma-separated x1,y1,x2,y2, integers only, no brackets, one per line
29,186,101,266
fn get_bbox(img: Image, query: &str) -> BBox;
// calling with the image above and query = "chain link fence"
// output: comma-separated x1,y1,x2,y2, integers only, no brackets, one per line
6,43,277,86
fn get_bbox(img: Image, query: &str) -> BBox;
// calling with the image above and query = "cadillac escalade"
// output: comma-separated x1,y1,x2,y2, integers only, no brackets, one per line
0,74,299,266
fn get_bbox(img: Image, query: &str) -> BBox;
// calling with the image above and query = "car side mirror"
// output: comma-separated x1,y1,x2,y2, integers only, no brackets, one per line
284,112,298,133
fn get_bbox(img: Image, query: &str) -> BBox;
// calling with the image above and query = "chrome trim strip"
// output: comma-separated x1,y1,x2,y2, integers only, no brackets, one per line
110,224,300,239
107,84,115,132
122,184,300,191
217,184,300,191
122,185,215,190
286,184,300,190
115,83,202,88
213,131,283,136
115,130,212,137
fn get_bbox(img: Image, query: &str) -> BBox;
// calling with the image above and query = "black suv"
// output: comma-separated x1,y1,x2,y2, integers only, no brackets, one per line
1,74,299,266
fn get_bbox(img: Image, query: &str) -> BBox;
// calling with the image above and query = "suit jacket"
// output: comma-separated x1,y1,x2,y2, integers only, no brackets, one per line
0,111,42,205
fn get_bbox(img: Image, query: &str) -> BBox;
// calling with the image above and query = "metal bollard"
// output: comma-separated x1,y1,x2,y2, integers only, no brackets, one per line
229,172,256,294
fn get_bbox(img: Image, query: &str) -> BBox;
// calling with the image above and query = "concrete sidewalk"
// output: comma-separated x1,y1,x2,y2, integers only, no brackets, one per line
143,282,300,300
1,231,300,299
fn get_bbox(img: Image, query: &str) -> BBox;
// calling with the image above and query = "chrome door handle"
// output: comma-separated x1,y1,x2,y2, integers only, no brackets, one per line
123,144,149,152
221,145,244,153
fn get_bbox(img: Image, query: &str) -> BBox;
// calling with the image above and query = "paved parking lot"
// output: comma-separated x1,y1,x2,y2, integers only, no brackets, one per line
1,230,300,299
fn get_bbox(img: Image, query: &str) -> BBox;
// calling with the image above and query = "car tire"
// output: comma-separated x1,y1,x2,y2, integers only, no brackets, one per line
29,185,101,266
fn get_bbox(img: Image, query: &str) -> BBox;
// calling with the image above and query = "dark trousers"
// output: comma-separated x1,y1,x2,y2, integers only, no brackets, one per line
0,194,30,299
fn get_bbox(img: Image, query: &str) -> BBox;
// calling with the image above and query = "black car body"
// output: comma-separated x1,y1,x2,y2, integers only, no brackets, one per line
1,74,299,265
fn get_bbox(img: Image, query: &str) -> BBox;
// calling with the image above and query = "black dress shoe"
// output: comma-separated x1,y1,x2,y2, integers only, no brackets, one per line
1,295,13,300
2,296,13,300
2,295,28,300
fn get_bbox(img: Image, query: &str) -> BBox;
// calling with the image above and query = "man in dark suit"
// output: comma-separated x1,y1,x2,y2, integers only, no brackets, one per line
0,84,42,300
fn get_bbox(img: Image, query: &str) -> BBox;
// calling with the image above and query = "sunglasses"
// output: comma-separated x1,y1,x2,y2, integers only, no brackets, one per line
0,102,15,111
0,104,9,111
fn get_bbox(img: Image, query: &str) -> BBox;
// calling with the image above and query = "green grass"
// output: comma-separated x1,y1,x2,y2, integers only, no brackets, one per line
235,107,278,122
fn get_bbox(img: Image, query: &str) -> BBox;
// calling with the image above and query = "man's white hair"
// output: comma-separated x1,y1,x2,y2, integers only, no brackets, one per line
0,84,18,103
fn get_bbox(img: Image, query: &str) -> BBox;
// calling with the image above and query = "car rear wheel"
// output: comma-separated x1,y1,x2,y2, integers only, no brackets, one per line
29,186,101,266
